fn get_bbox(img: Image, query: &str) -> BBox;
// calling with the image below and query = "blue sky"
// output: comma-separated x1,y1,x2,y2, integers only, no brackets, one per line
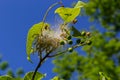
0,0,100,79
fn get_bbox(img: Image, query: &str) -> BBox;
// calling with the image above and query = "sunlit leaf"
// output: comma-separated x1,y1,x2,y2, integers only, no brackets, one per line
55,7,80,23
24,72,45,80
26,22,50,62
51,76,63,80
55,1,86,23
74,1,86,8
51,76,59,80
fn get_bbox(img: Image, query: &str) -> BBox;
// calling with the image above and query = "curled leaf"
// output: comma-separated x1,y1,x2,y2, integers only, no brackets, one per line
26,22,50,62
74,1,86,8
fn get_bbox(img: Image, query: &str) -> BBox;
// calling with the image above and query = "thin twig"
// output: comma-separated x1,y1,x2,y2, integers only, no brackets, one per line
40,2,63,35
47,43,87,58
42,2,61,22
48,50,68,58
59,0,64,7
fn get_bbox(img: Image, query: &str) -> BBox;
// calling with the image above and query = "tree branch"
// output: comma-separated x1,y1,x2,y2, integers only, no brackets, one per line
31,52,50,80
47,43,87,58
31,59,42,80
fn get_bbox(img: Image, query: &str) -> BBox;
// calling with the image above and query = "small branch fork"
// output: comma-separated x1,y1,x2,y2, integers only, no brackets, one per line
31,42,87,80
31,52,49,80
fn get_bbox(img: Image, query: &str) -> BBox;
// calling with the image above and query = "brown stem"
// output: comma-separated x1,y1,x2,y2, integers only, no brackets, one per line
32,52,50,80
31,59,42,80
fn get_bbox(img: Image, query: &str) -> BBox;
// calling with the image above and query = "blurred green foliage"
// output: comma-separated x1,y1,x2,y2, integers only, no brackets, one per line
0,56,24,80
53,0,120,80
16,68,24,77
85,0,120,32
7,69,14,78
99,72,111,80
0,76,13,80
0,61,9,70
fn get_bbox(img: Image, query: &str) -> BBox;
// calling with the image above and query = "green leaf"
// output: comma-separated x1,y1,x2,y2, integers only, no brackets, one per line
24,72,45,80
51,76,64,80
26,22,50,62
55,1,86,23
0,76,13,80
55,7,80,23
74,1,86,8
71,26,81,38
99,72,111,80
51,76,59,80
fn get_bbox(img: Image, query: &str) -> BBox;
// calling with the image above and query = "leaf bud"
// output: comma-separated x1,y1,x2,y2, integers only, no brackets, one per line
68,48,73,52
72,19,77,24
81,31,86,36
68,40,73,45
86,40,92,45
86,32,91,36
80,40,84,44
67,35,72,40
76,39,81,44
60,40,65,45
